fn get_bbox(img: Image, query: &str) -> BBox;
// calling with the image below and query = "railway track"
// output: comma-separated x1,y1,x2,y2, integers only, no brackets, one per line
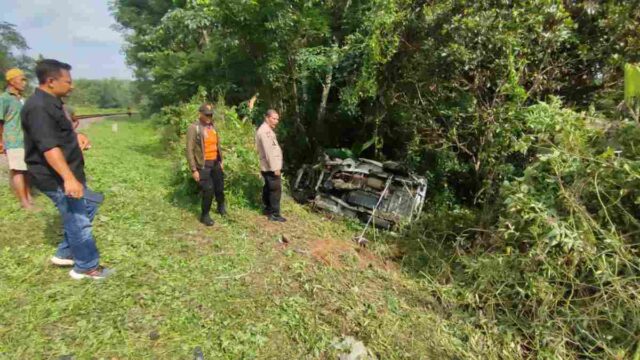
76,112,136,120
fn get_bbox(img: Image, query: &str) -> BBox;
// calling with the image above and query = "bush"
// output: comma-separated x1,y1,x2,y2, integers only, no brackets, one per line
402,100,640,358
156,91,264,210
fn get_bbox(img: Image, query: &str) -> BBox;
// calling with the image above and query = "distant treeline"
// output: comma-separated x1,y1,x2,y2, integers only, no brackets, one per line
67,78,138,109
2,21,136,109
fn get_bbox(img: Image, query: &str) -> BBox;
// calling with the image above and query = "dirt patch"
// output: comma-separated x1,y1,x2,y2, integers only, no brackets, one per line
252,214,282,236
183,232,215,247
354,246,398,271
246,210,395,271
308,237,396,271
309,238,354,268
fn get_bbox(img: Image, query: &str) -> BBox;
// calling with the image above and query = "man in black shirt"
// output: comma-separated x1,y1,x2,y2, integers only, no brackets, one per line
21,59,112,280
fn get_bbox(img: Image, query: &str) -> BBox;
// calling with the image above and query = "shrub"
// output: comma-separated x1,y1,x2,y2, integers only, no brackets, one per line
156,91,264,209
403,100,640,358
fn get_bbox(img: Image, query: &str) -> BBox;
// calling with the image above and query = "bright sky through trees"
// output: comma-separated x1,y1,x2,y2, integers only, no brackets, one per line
1,0,131,79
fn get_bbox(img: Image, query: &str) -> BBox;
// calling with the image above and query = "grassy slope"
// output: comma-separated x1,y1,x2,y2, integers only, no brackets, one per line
0,117,510,359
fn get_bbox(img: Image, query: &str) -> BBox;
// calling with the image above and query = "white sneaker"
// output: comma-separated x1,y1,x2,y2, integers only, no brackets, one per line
51,256,74,266
69,266,114,280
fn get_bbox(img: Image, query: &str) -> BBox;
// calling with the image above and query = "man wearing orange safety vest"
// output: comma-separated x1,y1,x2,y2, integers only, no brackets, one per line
186,103,226,226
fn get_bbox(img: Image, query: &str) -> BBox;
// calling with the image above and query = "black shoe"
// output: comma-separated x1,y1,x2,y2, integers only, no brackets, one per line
217,205,227,216
268,214,287,222
262,209,271,216
200,214,214,226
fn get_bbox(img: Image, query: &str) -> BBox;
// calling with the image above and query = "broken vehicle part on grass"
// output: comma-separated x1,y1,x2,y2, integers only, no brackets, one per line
292,155,427,229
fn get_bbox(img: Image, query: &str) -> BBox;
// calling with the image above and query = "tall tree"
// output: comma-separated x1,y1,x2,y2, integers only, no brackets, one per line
0,22,35,87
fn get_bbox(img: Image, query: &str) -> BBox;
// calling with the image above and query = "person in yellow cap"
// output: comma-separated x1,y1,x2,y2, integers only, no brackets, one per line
1,68,33,209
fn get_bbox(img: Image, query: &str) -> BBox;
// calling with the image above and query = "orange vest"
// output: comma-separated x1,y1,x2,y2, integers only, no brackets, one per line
203,126,218,160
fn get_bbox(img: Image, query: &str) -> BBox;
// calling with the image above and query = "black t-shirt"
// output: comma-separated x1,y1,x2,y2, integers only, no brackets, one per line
21,88,85,191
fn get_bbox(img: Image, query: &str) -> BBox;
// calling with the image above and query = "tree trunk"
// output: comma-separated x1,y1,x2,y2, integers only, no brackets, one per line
288,56,306,135
317,67,333,124
201,29,210,47
241,93,259,122
301,77,309,110
291,78,301,123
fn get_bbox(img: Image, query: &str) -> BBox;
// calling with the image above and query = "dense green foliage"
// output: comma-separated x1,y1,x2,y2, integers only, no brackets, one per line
0,21,35,88
67,78,137,109
403,100,640,358
112,1,640,358
154,89,265,206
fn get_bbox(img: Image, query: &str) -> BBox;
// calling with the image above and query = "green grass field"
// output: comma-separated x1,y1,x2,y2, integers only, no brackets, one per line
0,118,509,359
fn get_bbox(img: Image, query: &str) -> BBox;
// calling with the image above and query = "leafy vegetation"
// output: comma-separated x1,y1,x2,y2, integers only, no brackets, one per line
402,100,640,358
0,21,35,87
109,1,640,357
67,78,138,109
0,1,637,358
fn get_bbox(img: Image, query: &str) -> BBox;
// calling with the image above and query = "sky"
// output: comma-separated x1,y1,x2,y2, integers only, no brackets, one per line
1,0,133,79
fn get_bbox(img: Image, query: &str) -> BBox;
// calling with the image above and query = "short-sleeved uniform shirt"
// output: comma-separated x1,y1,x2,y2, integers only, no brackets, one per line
0,90,25,150
255,122,283,172
21,88,85,191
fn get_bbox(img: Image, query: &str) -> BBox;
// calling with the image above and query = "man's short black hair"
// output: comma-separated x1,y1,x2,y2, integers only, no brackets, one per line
36,59,72,85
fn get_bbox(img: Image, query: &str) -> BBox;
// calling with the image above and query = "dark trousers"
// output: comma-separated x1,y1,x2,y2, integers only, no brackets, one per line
200,160,225,215
261,171,282,216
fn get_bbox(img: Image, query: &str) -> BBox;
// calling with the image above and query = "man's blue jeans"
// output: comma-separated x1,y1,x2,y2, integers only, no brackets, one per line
43,187,100,272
